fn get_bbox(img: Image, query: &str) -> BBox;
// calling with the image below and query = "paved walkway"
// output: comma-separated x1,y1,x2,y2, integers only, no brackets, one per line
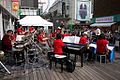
0,51,120,80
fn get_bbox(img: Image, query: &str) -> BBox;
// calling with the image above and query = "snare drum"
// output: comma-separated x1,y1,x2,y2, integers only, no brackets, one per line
16,44,24,48
14,42,24,49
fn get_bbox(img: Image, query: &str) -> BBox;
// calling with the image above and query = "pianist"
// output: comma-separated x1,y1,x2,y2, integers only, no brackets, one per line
53,34,64,55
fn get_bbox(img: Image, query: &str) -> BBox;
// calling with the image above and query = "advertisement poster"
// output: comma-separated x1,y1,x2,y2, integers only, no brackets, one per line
77,0,91,21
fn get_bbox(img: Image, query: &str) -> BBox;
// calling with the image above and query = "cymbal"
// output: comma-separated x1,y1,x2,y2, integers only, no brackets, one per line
0,51,4,60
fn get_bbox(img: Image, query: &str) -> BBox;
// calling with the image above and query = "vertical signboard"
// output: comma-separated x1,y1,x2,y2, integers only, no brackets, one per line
12,0,19,12
77,0,91,21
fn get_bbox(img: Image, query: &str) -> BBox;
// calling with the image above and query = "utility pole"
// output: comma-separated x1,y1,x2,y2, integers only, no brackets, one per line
62,0,66,18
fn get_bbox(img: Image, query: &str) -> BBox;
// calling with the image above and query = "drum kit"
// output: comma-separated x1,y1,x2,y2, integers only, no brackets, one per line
0,33,47,74
14,34,43,67
13,35,30,64
0,35,31,74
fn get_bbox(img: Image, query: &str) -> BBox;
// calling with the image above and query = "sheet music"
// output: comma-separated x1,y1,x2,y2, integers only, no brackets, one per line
63,36,80,44
74,36,80,44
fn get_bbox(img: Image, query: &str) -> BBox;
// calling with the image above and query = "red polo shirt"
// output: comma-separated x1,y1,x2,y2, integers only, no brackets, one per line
96,39,108,53
17,27,24,34
29,27,33,33
17,28,22,33
52,32,56,38
79,36,87,45
37,34,44,42
57,29,61,34
54,39,64,55
62,33,69,39
2,35,12,52
11,34,16,41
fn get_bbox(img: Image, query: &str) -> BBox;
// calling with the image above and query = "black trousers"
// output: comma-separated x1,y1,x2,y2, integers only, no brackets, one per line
83,47,93,60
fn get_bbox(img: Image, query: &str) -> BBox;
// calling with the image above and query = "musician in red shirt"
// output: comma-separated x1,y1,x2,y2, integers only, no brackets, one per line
96,34,109,54
54,34,64,55
56,27,62,34
29,26,35,33
17,26,25,34
11,31,18,42
62,31,69,39
79,33,87,45
37,31,49,50
79,33,93,61
96,34,110,62
37,31,48,42
51,32,56,38
2,30,13,53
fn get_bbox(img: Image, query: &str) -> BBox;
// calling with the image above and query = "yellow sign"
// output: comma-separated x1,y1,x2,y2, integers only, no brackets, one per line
12,2,19,12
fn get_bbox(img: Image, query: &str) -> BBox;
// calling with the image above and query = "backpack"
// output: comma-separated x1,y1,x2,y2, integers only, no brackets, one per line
66,60,75,73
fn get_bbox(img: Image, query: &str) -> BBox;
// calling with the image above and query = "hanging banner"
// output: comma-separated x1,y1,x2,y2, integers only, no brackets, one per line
76,0,91,21
12,2,19,12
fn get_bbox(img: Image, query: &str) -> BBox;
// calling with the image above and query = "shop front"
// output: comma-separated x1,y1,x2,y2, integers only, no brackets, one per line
91,14,120,33
0,3,18,40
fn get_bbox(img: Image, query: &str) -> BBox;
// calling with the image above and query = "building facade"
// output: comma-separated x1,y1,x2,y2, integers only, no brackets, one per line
0,0,18,40
93,0,120,17
49,0,63,17
21,0,38,9
20,0,38,18
48,0,93,28
92,0,120,32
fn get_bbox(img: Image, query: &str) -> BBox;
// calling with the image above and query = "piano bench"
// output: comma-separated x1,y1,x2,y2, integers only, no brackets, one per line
49,53,67,73
96,54,106,64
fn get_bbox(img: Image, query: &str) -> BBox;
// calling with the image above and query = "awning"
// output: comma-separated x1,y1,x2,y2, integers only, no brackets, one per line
90,22,116,27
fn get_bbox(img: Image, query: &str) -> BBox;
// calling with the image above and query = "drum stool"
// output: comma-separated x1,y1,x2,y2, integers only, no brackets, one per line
97,54,106,64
